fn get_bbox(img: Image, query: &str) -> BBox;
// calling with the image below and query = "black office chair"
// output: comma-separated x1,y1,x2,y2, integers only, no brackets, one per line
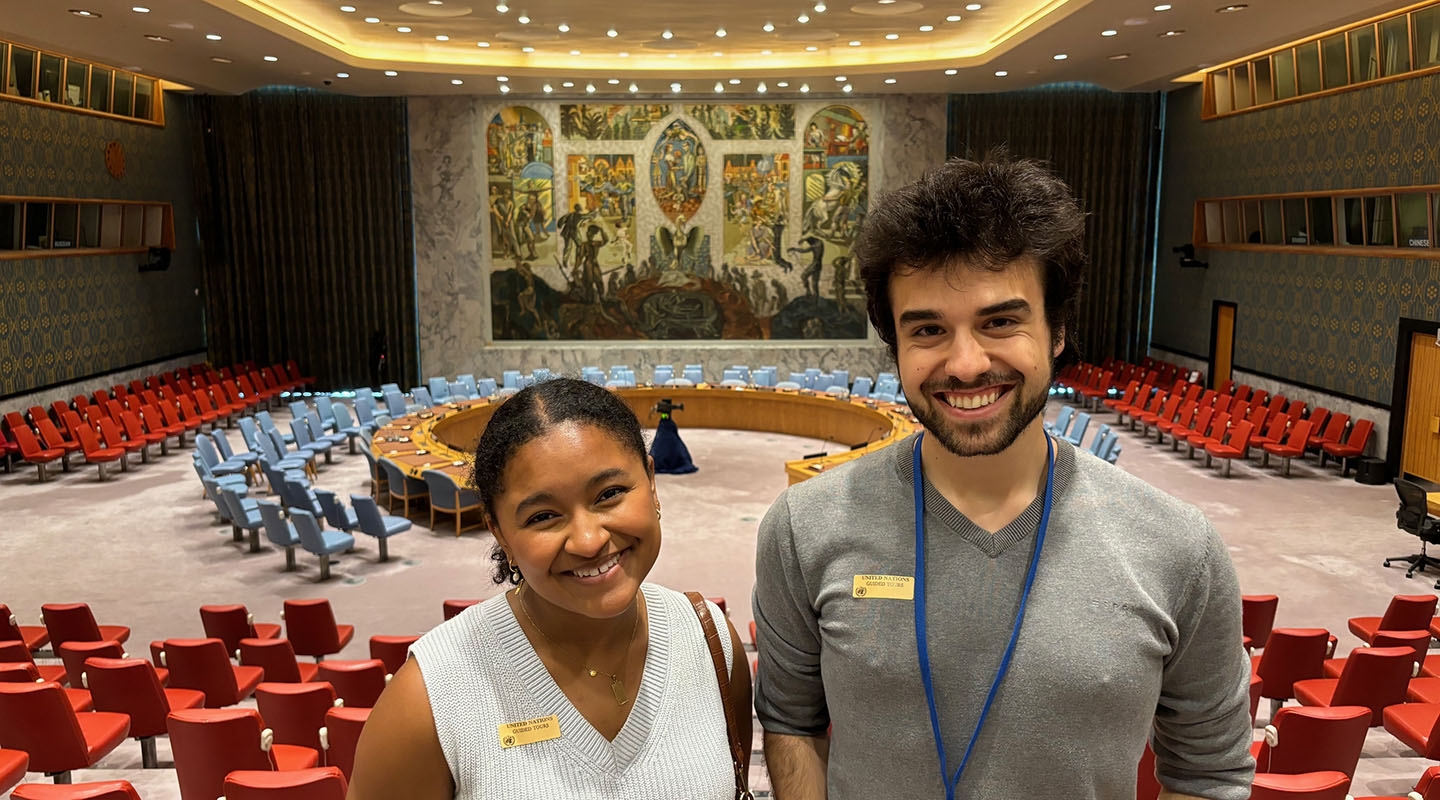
1384,478,1440,580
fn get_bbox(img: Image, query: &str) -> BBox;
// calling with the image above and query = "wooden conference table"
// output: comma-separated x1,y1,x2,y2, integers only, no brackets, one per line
1430,492,1440,516
371,385,919,485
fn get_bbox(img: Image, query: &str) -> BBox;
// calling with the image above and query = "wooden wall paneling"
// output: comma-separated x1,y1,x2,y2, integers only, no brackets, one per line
1402,330,1440,481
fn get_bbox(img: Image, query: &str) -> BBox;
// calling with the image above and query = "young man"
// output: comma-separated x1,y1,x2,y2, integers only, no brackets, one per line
752,155,1253,800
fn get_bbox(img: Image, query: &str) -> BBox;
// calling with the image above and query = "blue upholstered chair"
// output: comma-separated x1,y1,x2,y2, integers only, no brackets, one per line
255,410,294,444
458,374,479,397
448,381,469,400
427,378,452,404
282,477,326,521
1046,406,1077,438
256,500,300,571
378,458,429,517
1087,423,1114,458
501,370,522,390
683,366,704,384
788,372,807,386
775,380,802,391
383,390,408,418
210,429,259,468
247,423,310,475
331,404,364,454
288,400,311,424
1061,411,1091,447
851,377,872,398
290,420,333,464
831,370,849,390
196,435,250,483
653,365,674,385
412,386,435,408
314,396,339,432
351,494,412,562
380,382,401,395
729,365,751,382
476,378,497,397
359,446,386,501
220,487,265,553
267,427,320,472
306,411,348,450
290,508,355,581
314,489,359,532
421,470,484,536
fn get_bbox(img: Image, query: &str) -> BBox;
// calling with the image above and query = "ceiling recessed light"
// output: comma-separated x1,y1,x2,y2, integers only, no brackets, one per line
757,81,768,92
499,84,511,93
799,83,810,92
1159,29,1184,36
725,77,739,84
132,6,150,12
521,45,534,52
945,14,961,21
834,75,846,82
848,39,861,46
805,45,818,51
496,75,508,82
878,0,895,4
1153,3,1171,9
211,56,232,63
385,70,398,76
670,82,681,92
883,77,896,84
628,82,638,92
607,28,618,37
557,22,570,32
397,26,412,32
965,2,981,8
1101,29,1117,36
336,72,349,77
477,40,489,46
543,83,553,92
144,34,171,41
714,82,725,92
944,68,957,75
429,0,443,4
604,78,618,84
618,51,629,57
1053,53,1067,60
814,1,827,11
713,51,724,56
435,34,449,40
451,78,463,84
661,29,673,39
716,27,726,37
994,69,1008,76
570,49,580,55
919,24,933,31
1108,52,1130,59
1216,3,1248,11
885,32,899,39
763,21,775,32
563,80,575,87
776,80,788,87
517,14,529,23
339,4,355,10
496,2,508,10
364,16,380,23
842,83,852,93
263,55,278,62
667,52,677,57
206,33,223,40
798,12,809,23
761,49,772,54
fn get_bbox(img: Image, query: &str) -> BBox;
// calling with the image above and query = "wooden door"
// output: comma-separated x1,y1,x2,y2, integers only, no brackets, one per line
1401,330,1440,483
1209,301,1236,390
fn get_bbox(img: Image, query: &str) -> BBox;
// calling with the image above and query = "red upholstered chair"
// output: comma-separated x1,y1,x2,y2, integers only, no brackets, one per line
1243,595,1279,652
118,411,165,462
1321,418,1374,476
285,361,316,390
56,640,161,687
369,635,420,674
1307,412,1349,453
1252,629,1333,719
0,664,93,713
167,708,321,800
83,657,206,768
69,420,125,481
0,603,50,652
1250,673,1264,724
9,423,65,482
1352,766,1440,800
1260,420,1315,477
283,599,354,661
1323,630,1431,678
1204,419,1255,477
320,706,369,779
1181,411,1230,459
0,640,65,683
1249,771,1351,800
239,638,319,683
1293,646,1415,725
199,605,281,656
138,405,186,451
1350,595,1439,644
442,599,480,620
9,781,142,799
1385,702,1440,760
315,660,389,709
96,418,142,472
255,682,339,752
1251,705,1369,781
0,748,28,796
41,603,131,650
0,682,131,783
161,638,264,708
30,416,80,471
224,766,348,800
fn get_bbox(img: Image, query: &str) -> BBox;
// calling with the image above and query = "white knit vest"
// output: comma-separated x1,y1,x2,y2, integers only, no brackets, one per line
410,583,736,799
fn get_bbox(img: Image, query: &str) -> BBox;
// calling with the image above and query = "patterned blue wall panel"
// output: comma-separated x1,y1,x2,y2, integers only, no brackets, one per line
0,94,204,397
1156,81,1440,405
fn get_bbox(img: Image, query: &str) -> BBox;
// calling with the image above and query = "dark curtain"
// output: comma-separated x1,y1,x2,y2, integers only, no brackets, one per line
191,89,416,390
947,87,1163,366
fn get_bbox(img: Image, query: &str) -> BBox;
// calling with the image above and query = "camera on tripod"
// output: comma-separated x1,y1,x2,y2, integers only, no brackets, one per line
653,398,685,417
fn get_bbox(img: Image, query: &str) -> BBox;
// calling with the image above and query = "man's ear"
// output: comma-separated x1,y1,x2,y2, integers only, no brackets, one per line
1052,325,1066,359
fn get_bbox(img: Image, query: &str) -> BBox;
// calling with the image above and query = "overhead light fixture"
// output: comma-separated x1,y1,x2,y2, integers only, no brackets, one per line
451,78,464,84
364,16,380,23
385,70,398,76
521,45,534,52
763,21,775,32
1108,52,1130,60
1102,29,1117,36
628,82,638,92
132,6,150,12
1052,53,1067,60
919,24,933,31
542,83,553,92
661,29,673,38
945,14,961,21
713,51,724,56
607,78,620,84
815,1,827,11
562,80,575,87
848,40,861,46
667,52,677,57
211,56,232,63
994,70,1008,76
206,33,223,40
761,49,772,54
1153,3,1171,9
885,32,899,39
570,49,580,55
965,2,982,8
834,75,846,81
726,78,740,84
842,83,852,93
805,45,818,51
618,51,629,57
263,55,278,62
670,81,682,92
607,28,618,37
496,2,508,10
1215,3,1248,11
884,77,896,84
499,84,511,93
715,27,727,37
336,71,349,77
715,82,725,92
558,22,570,32
797,12,809,23
496,75,508,82
518,14,529,23
144,34,171,41
435,34,449,40
339,4,356,10
477,40,490,46
1159,29,1184,36
944,68,957,75
397,26,412,32
776,80,788,87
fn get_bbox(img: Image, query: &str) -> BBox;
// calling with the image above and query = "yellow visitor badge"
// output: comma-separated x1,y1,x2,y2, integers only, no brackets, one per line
498,715,562,749
852,574,915,600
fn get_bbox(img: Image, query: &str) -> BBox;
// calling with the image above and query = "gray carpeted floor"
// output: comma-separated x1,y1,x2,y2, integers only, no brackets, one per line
0,402,1431,797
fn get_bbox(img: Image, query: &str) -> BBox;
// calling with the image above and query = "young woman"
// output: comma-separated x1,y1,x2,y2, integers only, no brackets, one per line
349,378,750,799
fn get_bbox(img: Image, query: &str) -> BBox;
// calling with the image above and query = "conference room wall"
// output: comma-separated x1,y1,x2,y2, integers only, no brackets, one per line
407,94,948,381
0,93,205,399
1154,80,1440,419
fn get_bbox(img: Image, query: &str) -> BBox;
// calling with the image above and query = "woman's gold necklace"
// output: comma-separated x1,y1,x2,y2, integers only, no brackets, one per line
515,584,644,707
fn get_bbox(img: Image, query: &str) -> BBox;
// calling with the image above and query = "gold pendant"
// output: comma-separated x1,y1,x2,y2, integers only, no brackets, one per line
610,676,629,706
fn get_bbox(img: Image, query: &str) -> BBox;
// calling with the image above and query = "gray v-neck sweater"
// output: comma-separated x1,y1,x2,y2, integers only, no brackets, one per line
753,433,1254,799
411,584,735,798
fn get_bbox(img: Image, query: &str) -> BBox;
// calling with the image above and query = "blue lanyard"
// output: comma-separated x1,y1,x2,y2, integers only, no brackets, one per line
912,432,1056,800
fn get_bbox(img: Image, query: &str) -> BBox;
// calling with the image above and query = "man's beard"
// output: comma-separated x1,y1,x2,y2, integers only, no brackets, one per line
908,368,1052,458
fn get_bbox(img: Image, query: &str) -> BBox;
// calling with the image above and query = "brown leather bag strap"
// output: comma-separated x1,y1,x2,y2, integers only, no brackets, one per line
686,591,752,799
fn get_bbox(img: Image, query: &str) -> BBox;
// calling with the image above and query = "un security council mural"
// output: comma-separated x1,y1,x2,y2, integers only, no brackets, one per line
487,102,871,341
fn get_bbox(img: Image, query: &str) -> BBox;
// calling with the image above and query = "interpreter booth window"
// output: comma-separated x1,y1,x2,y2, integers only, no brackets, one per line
1261,200,1284,245
1222,201,1242,244
88,66,110,113
8,45,35,98
133,77,154,119
1273,49,1298,100
1241,200,1262,243
64,60,87,107
1232,63,1253,110
1212,70,1233,115
1284,198,1308,244
1321,34,1349,90
1297,42,1323,95
0,203,21,251
1415,5,1440,71
37,53,61,105
78,203,100,249
23,202,52,250
1251,58,1275,105
1365,196,1395,247
1397,193,1429,247
1380,17,1411,75
1307,197,1335,245
112,72,133,118
1338,197,1365,246
1350,26,1379,83
51,203,78,249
